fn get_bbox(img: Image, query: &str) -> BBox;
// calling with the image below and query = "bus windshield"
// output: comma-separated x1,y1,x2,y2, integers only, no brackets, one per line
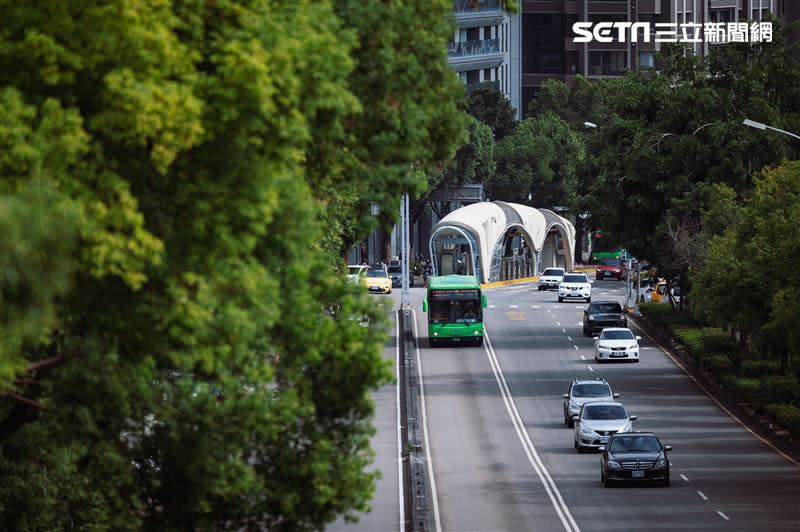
429,298,482,324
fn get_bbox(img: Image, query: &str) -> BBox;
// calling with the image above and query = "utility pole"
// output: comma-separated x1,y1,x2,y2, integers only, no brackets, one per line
401,193,410,309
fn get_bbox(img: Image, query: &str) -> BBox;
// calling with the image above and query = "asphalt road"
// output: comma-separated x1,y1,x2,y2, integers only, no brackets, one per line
415,279,800,531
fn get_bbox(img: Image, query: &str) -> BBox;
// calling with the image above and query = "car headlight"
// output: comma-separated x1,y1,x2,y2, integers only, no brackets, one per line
628,344,638,350
588,315,597,320
568,400,579,410
655,458,667,468
606,460,622,470
579,425,595,435
598,345,611,351
620,422,632,433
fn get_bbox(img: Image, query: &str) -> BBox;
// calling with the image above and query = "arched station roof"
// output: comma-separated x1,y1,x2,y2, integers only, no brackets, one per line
429,201,575,283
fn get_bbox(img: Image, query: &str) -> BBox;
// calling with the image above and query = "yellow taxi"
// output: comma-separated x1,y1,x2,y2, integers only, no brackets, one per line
364,266,392,294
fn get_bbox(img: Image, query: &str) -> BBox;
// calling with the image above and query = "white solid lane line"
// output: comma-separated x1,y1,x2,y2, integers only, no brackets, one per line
680,474,689,482
411,311,442,532
483,332,581,532
395,315,405,532
697,491,708,501
717,511,730,521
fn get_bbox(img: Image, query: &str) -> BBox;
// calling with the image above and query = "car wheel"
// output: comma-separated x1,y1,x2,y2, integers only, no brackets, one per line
601,470,606,483
662,476,670,487
604,477,613,488
558,297,563,303
567,417,574,428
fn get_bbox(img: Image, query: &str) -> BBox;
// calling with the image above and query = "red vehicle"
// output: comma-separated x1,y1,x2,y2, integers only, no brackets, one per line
595,258,626,281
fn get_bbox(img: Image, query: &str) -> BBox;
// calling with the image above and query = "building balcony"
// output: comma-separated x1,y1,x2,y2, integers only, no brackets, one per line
448,38,500,57
453,0,501,14
453,0,505,28
448,38,504,71
465,80,500,94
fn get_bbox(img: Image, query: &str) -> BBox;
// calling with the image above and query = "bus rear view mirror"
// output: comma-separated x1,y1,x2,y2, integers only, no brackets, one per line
422,298,428,313
481,294,487,308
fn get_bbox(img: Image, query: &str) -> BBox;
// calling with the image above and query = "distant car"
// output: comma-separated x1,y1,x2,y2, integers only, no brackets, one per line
346,265,368,284
538,267,565,291
596,258,626,281
583,301,627,337
573,401,636,453
593,328,641,363
558,272,592,303
364,266,391,294
600,432,671,487
387,265,413,288
562,377,620,428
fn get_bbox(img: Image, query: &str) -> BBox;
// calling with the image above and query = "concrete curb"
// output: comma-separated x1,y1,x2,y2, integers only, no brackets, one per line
481,276,539,289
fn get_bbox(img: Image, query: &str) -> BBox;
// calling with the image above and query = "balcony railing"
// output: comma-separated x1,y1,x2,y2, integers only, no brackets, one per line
448,38,500,57
465,80,500,94
453,0,501,13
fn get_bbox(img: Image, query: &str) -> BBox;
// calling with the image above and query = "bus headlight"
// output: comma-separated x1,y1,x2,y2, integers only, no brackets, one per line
474,331,479,335
433,332,438,336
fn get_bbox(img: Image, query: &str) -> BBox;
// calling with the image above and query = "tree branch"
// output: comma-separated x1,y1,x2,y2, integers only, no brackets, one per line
1,392,46,410
25,350,81,372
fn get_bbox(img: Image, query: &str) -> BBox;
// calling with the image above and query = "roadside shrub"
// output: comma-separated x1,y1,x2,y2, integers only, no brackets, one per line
740,359,782,378
639,302,693,330
765,404,800,439
722,376,762,404
704,354,731,377
700,328,737,354
674,328,703,353
759,376,800,407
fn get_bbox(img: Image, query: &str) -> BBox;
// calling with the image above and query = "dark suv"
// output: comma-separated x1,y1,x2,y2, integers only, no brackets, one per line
583,301,627,336
600,432,671,487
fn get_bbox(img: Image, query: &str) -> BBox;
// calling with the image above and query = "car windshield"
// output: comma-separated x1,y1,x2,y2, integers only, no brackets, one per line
572,384,611,398
543,269,563,276
583,404,627,420
600,330,635,340
562,275,587,283
600,259,621,266
387,266,401,273
589,303,622,314
366,270,386,278
610,435,661,452
348,267,364,275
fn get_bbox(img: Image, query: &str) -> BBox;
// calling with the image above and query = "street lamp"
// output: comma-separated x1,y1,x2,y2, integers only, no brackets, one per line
742,119,800,141
575,212,591,265
583,121,598,129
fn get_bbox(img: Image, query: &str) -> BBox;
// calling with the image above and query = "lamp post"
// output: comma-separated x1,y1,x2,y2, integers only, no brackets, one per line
742,119,800,141
575,212,591,265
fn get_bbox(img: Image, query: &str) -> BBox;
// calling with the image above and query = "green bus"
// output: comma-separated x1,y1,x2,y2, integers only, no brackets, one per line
589,230,624,264
422,275,487,346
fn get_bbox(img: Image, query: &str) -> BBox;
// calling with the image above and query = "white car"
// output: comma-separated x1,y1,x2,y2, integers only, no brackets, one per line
573,401,636,453
593,328,642,363
558,272,592,303
346,265,368,284
538,267,565,291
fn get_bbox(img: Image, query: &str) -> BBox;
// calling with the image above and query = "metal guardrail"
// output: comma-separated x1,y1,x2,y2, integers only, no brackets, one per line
447,38,500,57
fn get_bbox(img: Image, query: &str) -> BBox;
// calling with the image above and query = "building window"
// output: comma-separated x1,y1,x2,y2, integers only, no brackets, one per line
639,51,655,68
589,51,626,76
484,68,492,81
466,70,480,83
588,14,626,24
484,26,493,39
566,51,578,74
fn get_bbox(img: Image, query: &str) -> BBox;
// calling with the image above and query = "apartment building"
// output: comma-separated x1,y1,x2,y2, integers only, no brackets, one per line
449,0,522,116
520,0,798,116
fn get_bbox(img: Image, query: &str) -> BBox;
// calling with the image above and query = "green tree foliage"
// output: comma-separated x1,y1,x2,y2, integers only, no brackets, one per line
466,84,518,140
692,161,800,369
587,31,799,263
492,112,585,206
322,0,468,256
0,0,467,528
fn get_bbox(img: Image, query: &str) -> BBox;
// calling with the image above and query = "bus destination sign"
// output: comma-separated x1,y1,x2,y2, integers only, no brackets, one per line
430,289,480,300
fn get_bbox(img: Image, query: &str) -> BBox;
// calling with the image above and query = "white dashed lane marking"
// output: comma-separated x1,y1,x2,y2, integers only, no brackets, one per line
510,305,519,309
580,355,585,360
680,474,689,482
697,491,708,501
717,511,730,521
573,345,579,351
567,336,572,341
561,328,566,333
587,366,594,372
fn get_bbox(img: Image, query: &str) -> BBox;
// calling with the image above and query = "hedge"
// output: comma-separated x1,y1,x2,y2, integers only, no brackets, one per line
741,359,782,378
765,404,800,439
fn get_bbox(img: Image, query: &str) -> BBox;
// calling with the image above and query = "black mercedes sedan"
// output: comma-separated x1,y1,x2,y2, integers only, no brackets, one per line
583,301,627,337
600,432,671,487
